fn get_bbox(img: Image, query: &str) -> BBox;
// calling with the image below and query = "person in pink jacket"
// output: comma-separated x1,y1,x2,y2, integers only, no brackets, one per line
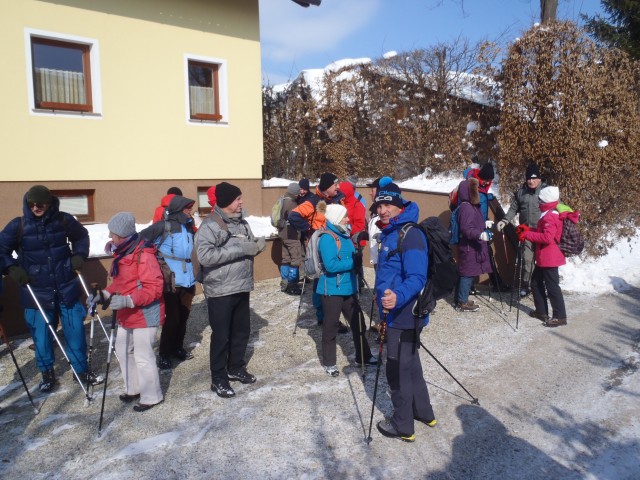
516,186,567,327
92,212,165,411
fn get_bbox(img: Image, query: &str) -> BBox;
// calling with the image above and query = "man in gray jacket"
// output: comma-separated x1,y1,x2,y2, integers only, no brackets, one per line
195,182,266,398
496,164,547,297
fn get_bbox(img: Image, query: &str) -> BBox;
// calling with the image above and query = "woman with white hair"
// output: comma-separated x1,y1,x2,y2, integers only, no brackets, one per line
317,204,376,376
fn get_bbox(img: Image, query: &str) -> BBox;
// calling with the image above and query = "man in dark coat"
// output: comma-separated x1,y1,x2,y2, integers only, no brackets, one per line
496,163,547,297
0,185,102,392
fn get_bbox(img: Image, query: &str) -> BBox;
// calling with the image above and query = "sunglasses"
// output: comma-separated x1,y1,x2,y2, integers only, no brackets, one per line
28,202,48,209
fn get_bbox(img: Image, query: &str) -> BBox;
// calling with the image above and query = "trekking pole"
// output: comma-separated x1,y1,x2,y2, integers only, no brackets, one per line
515,242,525,331
509,239,521,312
26,284,94,403
419,341,479,405
357,307,366,380
487,247,504,312
99,302,117,434
293,276,307,336
77,273,119,362
0,323,39,414
365,313,387,444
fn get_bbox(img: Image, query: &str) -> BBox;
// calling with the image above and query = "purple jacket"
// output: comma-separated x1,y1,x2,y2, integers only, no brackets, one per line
456,179,492,277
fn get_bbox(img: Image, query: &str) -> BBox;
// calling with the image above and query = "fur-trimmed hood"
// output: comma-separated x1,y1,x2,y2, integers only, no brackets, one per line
458,178,480,206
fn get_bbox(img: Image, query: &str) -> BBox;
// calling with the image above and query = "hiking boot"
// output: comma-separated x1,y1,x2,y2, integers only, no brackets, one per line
529,311,549,322
157,355,172,370
356,355,378,367
519,288,530,297
338,323,349,334
81,371,105,386
284,283,302,295
456,301,479,312
415,417,437,428
280,280,288,292
39,369,57,393
544,317,567,328
376,420,416,442
133,400,163,412
228,368,256,384
324,365,339,377
211,379,236,398
173,348,194,361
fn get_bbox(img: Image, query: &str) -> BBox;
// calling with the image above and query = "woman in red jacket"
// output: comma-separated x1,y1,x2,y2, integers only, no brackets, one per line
95,212,165,411
517,186,567,327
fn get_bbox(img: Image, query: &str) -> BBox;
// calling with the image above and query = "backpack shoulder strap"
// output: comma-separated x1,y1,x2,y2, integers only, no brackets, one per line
211,212,230,232
388,222,418,258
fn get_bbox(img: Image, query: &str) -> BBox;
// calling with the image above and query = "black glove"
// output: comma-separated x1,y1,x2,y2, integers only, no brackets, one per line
8,266,29,286
353,251,363,272
71,255,85,271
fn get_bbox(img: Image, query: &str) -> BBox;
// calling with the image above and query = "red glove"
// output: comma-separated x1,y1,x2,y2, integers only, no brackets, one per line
515,224,530,243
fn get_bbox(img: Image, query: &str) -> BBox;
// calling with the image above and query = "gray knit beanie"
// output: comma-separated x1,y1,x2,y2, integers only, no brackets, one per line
108,212,136,238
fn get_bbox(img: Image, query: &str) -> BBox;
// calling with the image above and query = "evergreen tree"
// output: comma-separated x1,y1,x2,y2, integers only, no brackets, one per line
582,0,640,59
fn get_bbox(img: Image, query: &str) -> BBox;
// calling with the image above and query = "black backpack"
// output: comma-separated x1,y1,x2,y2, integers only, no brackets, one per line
390,216,459,317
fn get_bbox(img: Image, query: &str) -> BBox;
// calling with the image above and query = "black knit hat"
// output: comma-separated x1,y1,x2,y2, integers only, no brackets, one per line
299,178,310,191
215,182,242,208
525,163,540,180
319,173,338,192
374,177,404,208
26,185,53,204
478,162,495,181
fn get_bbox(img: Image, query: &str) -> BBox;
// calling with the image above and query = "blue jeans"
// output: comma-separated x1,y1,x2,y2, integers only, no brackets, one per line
457,276,475,304
24,301,88,374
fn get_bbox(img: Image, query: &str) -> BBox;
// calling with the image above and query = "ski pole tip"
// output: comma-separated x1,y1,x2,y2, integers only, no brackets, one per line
365,436,373,444
472,398,480,405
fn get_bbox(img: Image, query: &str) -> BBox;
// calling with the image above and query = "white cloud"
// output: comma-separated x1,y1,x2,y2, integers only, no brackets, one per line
259,0,381,63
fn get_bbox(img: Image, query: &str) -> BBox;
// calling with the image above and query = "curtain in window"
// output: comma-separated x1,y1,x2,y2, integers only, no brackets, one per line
34,68,86,105
190,85,214,114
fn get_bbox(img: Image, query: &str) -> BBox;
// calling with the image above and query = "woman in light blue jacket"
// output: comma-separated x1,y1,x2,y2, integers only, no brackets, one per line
317,204,375,377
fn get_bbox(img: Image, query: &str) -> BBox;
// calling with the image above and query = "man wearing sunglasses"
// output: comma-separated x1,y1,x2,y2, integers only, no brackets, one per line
0,185,101,392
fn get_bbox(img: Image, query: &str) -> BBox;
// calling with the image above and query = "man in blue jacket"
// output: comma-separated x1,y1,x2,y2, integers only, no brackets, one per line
0,185,101,392
374,178,436,442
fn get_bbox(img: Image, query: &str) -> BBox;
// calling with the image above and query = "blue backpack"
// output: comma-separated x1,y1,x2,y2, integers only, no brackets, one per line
448,202,468,246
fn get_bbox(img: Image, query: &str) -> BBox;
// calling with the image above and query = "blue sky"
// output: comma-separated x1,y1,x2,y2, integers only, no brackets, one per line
259,0,604,86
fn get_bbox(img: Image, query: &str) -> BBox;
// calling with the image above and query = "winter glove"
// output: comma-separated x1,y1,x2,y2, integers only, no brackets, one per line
109,294,134,310
515,224,530,243
8,266,29,286
256,237,267,254
496,219,508,232
485,220,494,230
71,255,85,271
353,251,363,272
241,240,260,257
86,289,110,309
479,232,490,242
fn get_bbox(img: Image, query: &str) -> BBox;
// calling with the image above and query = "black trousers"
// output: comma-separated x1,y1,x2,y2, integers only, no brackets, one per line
159,286,195,356
531,266,567,319
320,294,372,366
207,292,251,381
385,327,435,436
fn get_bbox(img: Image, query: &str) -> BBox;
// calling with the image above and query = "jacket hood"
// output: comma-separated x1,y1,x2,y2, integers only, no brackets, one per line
22,193,61,219
457,178,480,205
167,195,195,215
338,181,355,199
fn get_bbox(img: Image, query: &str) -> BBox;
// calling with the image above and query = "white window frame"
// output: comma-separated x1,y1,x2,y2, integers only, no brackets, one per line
184,53,229,126
24,28,103,118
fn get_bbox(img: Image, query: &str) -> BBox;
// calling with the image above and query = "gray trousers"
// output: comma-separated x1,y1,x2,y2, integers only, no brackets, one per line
385,327,434,436
521,240,535,287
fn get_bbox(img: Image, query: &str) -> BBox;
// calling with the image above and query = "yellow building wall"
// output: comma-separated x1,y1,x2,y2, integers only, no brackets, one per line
0,0,263,181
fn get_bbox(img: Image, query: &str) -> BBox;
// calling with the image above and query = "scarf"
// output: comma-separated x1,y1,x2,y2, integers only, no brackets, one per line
110,233,140,278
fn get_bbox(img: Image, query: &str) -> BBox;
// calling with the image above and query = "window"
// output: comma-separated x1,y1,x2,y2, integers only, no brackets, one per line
25,29,102,116
185,55,228,124
51,189,95,222
197,187,214,216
